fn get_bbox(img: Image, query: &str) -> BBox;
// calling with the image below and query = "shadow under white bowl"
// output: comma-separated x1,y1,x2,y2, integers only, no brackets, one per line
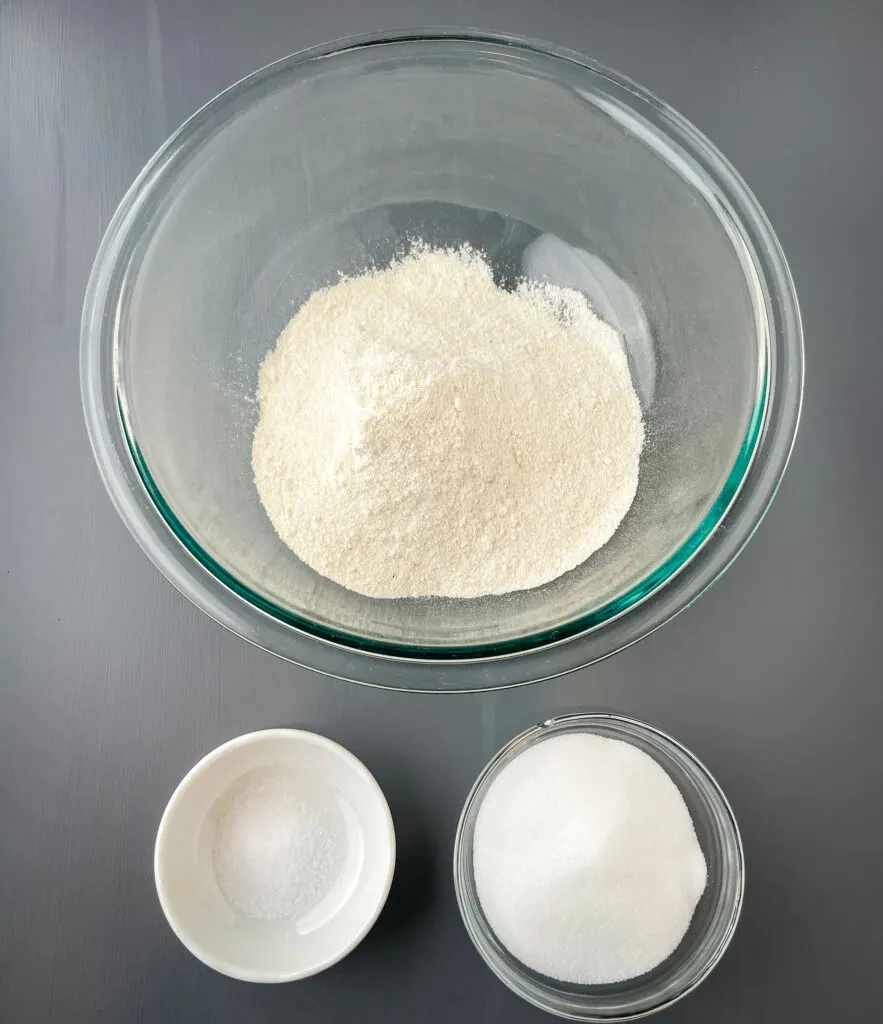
154,729,395,982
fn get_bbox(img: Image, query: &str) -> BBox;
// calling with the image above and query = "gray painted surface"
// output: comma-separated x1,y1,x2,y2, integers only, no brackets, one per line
1,1,881,1020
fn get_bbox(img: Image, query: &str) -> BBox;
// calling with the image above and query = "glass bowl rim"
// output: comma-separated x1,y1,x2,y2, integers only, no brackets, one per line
80,29,804,689
452,712,746,1020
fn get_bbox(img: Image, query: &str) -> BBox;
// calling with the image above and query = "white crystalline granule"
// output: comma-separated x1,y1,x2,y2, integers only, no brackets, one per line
473,734,708,985
212,765,346,921
252,246,644,599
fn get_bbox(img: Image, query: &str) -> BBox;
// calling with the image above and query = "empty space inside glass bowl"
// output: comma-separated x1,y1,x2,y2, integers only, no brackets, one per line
117,43,765,650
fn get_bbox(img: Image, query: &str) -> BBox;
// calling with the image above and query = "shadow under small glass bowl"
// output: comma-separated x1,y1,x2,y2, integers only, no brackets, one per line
81,30,803,690
453,714,744,1020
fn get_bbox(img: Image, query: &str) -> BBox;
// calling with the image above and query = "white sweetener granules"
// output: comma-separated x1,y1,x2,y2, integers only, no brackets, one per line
212,765,346,921
252,246,644,599
472,733,708,984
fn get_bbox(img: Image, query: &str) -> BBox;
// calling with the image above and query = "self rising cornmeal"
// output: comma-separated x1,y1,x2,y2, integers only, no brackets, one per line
252,246,644,599
472,733,708,984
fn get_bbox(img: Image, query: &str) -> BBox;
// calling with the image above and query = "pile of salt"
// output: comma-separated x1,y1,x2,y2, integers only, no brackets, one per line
212,765,346,921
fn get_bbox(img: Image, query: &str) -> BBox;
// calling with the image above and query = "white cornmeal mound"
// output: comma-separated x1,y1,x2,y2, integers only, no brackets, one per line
252,247,644,599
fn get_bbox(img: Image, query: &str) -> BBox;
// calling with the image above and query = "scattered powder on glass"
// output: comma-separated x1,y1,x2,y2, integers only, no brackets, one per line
212,764,346,921
472,733,708,984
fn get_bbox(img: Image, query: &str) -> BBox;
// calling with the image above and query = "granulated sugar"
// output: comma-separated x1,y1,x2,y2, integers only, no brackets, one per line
212,765,346,921
472,733,708,984
252,246,643,599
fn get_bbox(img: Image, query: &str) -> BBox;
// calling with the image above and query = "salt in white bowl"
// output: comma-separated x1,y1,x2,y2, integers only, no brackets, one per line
154,728,395,982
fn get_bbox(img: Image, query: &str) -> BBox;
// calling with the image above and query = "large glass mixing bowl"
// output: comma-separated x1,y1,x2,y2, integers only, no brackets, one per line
81,32,803,690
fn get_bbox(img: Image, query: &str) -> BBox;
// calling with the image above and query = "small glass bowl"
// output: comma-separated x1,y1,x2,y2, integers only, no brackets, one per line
453,714,744,1020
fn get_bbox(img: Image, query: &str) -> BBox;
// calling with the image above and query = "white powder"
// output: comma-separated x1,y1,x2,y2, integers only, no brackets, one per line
252,246,643,599
212,765,346,921
473,733,708,984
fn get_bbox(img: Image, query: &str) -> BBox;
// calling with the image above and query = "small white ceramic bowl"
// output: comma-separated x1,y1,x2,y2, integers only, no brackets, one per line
154,728,395,982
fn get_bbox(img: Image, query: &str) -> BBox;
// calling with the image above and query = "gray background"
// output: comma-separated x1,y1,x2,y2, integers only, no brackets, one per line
1,0,881,1020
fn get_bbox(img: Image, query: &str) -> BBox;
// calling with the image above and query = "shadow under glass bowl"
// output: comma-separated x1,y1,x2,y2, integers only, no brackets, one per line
81,31,803,690
453,714,745,1020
